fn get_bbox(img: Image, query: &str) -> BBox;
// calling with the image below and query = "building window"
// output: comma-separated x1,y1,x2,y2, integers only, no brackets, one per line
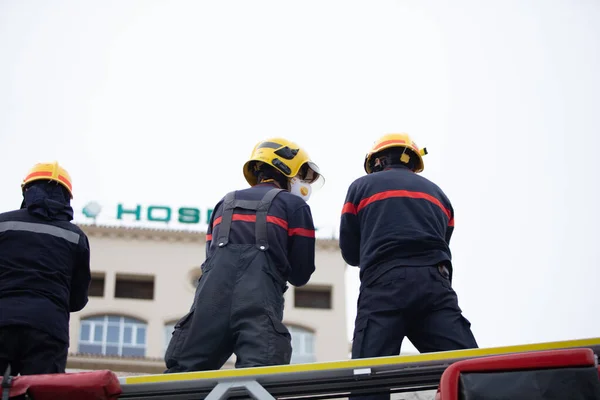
78,315,147,357
114,274,155,300
294,286,332,309
89,273,105,297
288,325,316,364
164,322,176,354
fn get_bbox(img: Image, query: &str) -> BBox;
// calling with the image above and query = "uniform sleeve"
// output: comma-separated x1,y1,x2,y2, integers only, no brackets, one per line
287,204,316,287
445,201,455,245
339,183,360,266
70,233,91,312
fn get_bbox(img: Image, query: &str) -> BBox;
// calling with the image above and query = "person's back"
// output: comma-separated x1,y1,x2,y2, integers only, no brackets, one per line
207,184,317,286
340,134,477,400
0,162,91,376
340,163,454,287
165,138,323,373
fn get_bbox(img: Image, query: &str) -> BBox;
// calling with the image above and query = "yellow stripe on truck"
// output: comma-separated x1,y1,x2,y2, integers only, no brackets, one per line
125,337,600,384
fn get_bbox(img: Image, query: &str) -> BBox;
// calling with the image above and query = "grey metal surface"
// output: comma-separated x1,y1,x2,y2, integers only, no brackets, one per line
204,381,276,400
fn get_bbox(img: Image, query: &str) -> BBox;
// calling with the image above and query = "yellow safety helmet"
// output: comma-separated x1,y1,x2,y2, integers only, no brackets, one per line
21,161,74,198
364,133,428,174
243,138,323,187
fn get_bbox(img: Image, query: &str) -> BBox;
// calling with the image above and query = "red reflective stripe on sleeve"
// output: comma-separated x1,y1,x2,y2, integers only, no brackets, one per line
342,202,357,215
357,190,453,222
288,227,315,238
206,234,212,241
448,218,454,227
213,216,222,227
267,216,288,230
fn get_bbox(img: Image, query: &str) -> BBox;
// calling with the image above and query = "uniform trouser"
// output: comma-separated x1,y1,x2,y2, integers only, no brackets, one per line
0,326,68,376
350,266,478,400
164,244,292,373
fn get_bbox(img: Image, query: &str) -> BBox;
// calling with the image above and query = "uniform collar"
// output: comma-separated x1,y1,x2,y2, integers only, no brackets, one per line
383,164,412,172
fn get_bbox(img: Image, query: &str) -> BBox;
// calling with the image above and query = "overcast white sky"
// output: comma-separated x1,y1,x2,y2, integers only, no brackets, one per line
1,0,599,352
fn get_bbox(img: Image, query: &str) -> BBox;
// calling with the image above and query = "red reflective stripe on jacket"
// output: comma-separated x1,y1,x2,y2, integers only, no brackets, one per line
213,214,288,229
211,213,313,237
344,189,453,225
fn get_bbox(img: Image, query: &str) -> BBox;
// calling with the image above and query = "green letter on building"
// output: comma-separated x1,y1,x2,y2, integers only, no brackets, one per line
117,204,141,221
147,206,171,223
179,207,200,224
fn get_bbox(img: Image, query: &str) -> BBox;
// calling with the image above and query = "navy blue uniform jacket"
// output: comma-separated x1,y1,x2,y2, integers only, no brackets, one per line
206,183,316,287
340,165,454,286
0,199,91,344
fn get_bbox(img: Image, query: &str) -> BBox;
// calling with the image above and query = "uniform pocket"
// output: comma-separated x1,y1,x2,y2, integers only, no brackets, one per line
364,267,406,289
266,309,292,365
459,315,479,348
200,258,214,274
351,316,370,359
261,261,287,310
165,310,195,362
429,267,452,290
261,261,287,291
461,315,472,328
175,310,194,328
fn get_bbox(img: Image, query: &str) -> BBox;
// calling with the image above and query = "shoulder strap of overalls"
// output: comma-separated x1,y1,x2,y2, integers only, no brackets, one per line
255,188,284,251
216,191,257,248
215,188,284,250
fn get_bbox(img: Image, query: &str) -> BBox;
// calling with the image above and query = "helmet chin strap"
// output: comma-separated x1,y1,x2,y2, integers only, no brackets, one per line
399,146,411,164
258,178,283,189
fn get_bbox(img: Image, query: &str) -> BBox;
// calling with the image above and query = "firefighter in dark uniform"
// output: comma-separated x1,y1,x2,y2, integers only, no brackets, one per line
165,138,323,373
0,162,91,376
340,133,478,399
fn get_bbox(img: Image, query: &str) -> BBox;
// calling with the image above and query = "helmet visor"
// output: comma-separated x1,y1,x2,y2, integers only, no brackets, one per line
300,161,325,191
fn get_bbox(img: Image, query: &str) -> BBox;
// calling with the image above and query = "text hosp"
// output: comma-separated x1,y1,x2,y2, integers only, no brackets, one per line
117,204,214,225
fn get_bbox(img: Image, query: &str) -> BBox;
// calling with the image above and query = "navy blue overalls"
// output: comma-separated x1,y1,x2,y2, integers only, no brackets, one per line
340,165,478,400
165,188,293,372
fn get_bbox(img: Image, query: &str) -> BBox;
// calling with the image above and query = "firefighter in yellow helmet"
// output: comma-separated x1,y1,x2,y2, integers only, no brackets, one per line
0,162,91,376
165,138,323,372
340,134,478,400
363,132,428,174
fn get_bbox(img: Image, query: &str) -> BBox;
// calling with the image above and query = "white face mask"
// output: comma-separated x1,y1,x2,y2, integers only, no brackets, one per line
289,177,312,202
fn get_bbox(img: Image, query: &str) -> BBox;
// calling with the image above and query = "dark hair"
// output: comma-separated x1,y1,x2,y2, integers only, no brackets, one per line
371,147,417,172
254,163,288,188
